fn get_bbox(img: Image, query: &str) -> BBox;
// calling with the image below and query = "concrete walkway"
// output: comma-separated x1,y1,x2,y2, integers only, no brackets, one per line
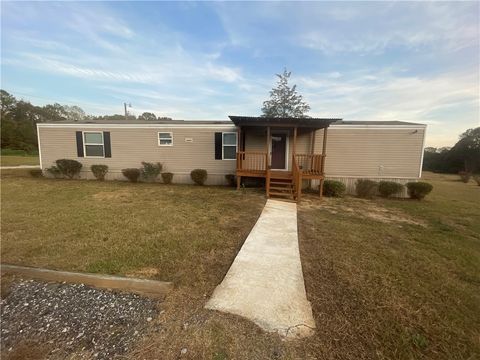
205,199,315,339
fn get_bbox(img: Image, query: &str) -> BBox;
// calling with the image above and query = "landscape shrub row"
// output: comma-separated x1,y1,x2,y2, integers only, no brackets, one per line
319,178,433,200
44,159,174,184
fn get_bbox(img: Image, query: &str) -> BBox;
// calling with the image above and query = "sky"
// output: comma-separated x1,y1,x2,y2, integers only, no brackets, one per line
1,1,479,147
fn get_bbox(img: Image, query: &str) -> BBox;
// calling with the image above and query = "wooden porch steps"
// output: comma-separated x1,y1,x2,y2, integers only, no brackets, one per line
267,176,295,202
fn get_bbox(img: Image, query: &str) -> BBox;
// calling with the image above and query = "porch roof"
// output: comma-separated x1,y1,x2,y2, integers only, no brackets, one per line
229,116,341,128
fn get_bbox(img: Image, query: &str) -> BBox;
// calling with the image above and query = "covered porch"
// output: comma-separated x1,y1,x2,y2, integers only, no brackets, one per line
229,116,340,202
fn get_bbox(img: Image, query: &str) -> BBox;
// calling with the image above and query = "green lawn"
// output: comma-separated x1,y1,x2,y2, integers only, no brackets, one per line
1,170,265,287
297,172,480,359
1,170,479,359
0,155,39,166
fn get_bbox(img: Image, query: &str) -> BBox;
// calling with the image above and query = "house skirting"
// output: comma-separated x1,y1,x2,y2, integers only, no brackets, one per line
53,170,232,186
310,176,418,198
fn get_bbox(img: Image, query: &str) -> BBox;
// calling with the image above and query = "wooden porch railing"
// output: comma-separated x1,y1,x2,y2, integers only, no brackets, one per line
295,154,325,176
236,151,268,172
292,155,302,201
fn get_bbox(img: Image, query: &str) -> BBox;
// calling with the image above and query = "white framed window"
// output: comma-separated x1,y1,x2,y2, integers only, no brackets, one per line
158,132,173,146
222,132,237,160
83,131,104,157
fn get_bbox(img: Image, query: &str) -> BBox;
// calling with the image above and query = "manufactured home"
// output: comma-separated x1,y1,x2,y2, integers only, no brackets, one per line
37,116,426,200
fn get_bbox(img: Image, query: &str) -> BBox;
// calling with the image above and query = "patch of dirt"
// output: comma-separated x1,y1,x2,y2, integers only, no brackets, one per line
126,267,160,279
2,340,54,360
1,275,16,299
300,195,426,227
92,189,132,201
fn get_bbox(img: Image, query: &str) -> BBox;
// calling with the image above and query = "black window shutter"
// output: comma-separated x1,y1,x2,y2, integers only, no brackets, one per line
103,132,111,158
214,132,222,160
76,131,84,157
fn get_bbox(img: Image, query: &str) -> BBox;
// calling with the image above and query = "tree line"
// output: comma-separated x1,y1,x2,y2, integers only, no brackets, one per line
422,127,480,174
1,86,478,174
0,90,171,153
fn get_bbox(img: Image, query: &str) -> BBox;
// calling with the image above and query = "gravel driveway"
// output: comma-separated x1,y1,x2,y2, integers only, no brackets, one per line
1,278,160,359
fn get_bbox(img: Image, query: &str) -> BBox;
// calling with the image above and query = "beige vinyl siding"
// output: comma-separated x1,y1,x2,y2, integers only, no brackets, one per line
38,122,426,186
320,127,425,178
243,126,424,178
38,126,237,184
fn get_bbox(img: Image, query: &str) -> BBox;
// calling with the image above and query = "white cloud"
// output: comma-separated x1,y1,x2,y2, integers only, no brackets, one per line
296,68,479,146
2,1,478,147
213,2,479,55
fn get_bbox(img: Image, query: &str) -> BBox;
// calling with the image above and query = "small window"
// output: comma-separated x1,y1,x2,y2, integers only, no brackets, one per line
222,132,237,160
84,132,104,157
158,132,173,146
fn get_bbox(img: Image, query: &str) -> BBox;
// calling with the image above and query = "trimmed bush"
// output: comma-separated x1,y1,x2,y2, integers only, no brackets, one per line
161,172,174,184
378,181,404,198
191,169,207,185
46,166,62,178
29,169,43,178
355,179,378,198
56,159,82,179
91,165,109,181
458,171,471,183
473,175,480,186
406,182,433,200
322,180,346,197
225,174,236,187
141,162,163,182
122,168,141,183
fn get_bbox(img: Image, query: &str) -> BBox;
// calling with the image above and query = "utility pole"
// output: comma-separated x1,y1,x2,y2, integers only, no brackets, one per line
124,102,131,120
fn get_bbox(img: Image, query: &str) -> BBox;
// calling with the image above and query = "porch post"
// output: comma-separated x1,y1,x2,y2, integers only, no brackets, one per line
236,126,242,190
293,127,297,157
320,127,329,199
309,129,316,188
265,126,271,170
266,126,271,197
322,127,328,172
237,126,242,151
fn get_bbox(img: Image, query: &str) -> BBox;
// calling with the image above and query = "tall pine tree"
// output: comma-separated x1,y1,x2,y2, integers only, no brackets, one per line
261,69,310,118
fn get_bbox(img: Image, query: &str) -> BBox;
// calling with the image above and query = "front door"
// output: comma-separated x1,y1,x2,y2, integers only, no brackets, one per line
271,133,287,169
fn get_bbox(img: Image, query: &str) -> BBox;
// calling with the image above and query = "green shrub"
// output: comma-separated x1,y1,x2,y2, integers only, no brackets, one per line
55,159,82,179
191,169,207,185
406,182,433,200
355,179,378,198
29,169,43,178
225,174,236,187
473,175,480,186
458,171,471,183
122,168,141,183
378,181,404,198
46,166,62,178
322,180,346,197
91,165,109,181
140,162,163,182
161,172,173,184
